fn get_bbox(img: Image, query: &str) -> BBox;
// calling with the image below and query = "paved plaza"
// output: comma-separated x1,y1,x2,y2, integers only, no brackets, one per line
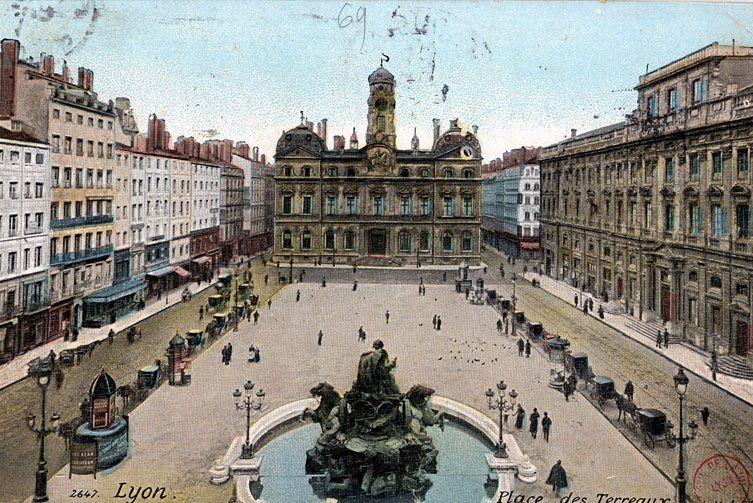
47,278,672,502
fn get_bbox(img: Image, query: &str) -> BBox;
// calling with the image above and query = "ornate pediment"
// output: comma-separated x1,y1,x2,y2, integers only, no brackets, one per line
660,186,676,198
640,186,653,198
706,185,724,198
683,186,700,198
343,185,359,195
730,184,751,200
279,185,296,194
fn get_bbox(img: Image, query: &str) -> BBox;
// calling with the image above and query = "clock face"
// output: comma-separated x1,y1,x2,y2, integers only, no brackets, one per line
460,146,474,159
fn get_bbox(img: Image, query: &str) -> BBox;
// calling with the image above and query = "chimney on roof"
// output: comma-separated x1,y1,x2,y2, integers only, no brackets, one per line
316,121,321,137
321,118,328,149
1,39,20,117
62,60,70,83
571,128,577,138
41,54,54,76
260,153,266,165
432,118,440,146
252,146,259,162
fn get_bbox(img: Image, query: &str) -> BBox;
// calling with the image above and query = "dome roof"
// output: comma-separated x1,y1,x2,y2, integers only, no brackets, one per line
368,66,394,85
434,118,482,155
169,334,186,346
89,369,117,399
275,124,325,156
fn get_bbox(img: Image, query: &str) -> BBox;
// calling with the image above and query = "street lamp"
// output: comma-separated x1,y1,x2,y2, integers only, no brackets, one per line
485,380,518,458
233,273,239,332
25,360,61,502
672,367,698,503
288,256,293,284
233,380,266,459
511,273,517,336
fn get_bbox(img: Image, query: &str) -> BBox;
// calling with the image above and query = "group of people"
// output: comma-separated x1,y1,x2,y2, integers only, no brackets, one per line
248,345,261,363
221,342,233,365
655,327,670,349
513,405,554,442
431,314,443,331
516,337,531,358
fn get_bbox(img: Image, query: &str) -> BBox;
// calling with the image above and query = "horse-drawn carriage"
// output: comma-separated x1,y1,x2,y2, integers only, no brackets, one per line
637,408,676,449
137,365,162,390
499,299,511,312
513,311,525,325
185,329,205,352
485,289,498,306
590,375,618,408
218,273,233,286
58,349,76,367
543,335,571,363
238,283,252,301
565,351,589,379
208,293,227,311
526,321,544,341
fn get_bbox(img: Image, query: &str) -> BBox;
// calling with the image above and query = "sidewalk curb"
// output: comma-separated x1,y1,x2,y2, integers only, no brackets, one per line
523,274,753,410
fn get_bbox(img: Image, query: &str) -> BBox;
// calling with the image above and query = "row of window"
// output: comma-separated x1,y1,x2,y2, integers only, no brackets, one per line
280,229,475,253
0,181,45,199
0,213,45,237
279,165,477,179
51,135,114,159
281,194,474,217
51,200,111,220
0,246,44,276
645,77,708,118
0,149,46,165
53,108,114,130
51,167,113,188
50,232,112,255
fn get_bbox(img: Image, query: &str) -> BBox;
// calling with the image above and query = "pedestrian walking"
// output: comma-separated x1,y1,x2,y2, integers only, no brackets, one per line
166,293,169,305
442,272,447,282
385,310,390,324
253,311,259,324
264,273,269,284
711,351,718,381
63,326,70,342
546,461,568,497
353,280,358,291
432,314,437,330
497,319,503,333
656,330,662,348
517,338,525,357
505,319,509,335
322,277,327,287
542,412,552,442
514,404,525,429
317,330,323,346
108,329,115,345
418,284,422,296
226,342,233,363
598,304,604,319
701,406,710,426
436,316,442,331
529,408,540,439
357,326,364,342
484,265,487,273
663,328,669,348
465,289,470,300
589,298,594,311
296,290,301,302
221,344,228,365
583,303,588,315
525,339,531,358
563,379,572,402
267,298,272,310
574,294,578,306
624,380,634,402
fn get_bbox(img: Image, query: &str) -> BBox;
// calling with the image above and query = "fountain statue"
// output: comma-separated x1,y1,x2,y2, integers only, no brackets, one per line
303,340,444,499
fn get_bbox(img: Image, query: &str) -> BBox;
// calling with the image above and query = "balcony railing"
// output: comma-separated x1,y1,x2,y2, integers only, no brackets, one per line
25,225,43,235
735,242,748,253
23,297,49,314
50,244,114,265
51,214,114,230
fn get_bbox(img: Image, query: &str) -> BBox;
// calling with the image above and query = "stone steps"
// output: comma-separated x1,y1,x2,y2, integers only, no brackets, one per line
709,355,753,380
623,319,681,345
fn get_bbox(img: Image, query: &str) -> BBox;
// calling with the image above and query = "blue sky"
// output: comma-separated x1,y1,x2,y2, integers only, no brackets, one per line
3,1,753,160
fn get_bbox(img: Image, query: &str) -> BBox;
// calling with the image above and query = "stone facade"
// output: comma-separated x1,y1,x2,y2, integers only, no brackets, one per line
272,66,482,266
540,43,753,362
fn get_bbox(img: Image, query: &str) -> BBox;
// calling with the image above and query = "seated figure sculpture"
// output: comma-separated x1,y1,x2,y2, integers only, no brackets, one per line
304,340,443,499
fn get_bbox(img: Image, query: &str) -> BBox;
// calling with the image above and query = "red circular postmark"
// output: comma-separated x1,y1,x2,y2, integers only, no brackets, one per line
693,454,751,503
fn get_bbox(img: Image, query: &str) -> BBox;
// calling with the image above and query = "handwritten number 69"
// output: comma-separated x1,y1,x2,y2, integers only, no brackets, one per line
338,3,366,52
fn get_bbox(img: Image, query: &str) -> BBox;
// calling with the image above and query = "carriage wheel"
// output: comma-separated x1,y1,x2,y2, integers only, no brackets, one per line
644,432,654,449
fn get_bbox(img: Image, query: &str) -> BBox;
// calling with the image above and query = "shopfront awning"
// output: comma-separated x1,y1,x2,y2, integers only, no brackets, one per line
146,266,175,278
520,241,540,250
84,277,146,304
174,266,190,278
192,256,212,265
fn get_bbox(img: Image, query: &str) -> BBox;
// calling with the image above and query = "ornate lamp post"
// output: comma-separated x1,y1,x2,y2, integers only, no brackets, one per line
25,360,61,502
233,273,239,332
233,380,266,459
672,368,698,503
511,273,517,336
485,380,518,458
289,256,293,284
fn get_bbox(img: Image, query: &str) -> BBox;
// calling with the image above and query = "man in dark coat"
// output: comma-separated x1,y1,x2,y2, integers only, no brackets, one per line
525,339,531,358
221,345,228,365
253,311,259,324
574,294,578,306
226,342,233,363
562,379,572,402
436,316,442,330
497,319,503,333
656,330,662,348
701,406,710,426
317,330,323,346
432,314,437,329
517,338,525,357
529,408,540,439
624,380,635,402
583,303,588,315
663,328,669,348
108,329,115,345
385,310,390,324
546,460,568,497
296,290,300,302
514,404,525,429
542,412,552,442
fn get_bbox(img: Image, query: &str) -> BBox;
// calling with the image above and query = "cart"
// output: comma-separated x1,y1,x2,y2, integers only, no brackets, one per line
213,312,231,335
637,408,676,449
218,273,233,286
208,294,226,310
526,322,544,340
59,350,75,367
565,352,589,379
486,289,498,305
238,283,252,301
137,365,162,390
499,299,511,312
591,375,618,409
185,329,205,351
514,311,525,325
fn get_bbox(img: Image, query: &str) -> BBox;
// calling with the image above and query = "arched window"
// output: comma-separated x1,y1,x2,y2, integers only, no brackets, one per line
462,232,473,251
444,168,453,179
400,168,410,178
398,231,412,253
347,168,356,177
442,232,453,251
420,168,430,178
344,230,356,250
325,230,335,250
329,167,337,176
463,169,474,179
420,231,430,251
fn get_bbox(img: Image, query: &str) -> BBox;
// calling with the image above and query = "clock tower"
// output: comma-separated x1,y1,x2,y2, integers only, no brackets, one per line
366,64,396,172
